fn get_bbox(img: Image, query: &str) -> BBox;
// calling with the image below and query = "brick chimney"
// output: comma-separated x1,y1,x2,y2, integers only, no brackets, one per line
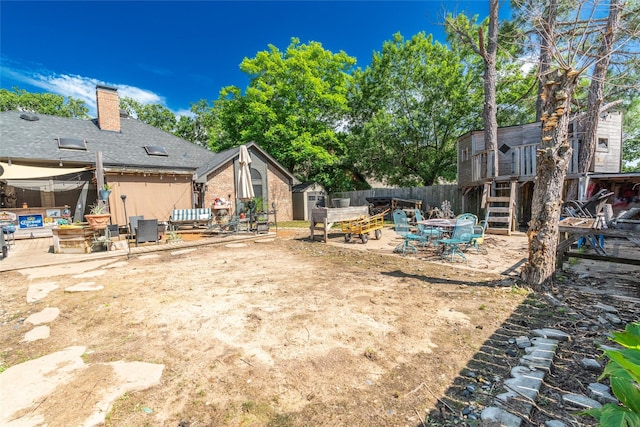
96,85,120,132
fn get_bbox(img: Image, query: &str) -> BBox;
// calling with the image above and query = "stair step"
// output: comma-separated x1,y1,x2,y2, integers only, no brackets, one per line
486,228,511,235
487,196,511,203
488,207,511,214
488,217,511,223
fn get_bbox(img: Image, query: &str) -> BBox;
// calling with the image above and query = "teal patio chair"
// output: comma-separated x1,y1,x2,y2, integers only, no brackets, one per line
456,213,478,225
436,218,475,262
414,208,441,246
467,212,489,254
393,209,425,255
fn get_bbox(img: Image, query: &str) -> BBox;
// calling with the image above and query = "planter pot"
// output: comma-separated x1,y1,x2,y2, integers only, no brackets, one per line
334,198,350,208
99,189,112,201
84,213,111,230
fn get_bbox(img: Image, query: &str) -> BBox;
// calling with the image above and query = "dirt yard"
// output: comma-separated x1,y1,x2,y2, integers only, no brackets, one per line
0,228,638,426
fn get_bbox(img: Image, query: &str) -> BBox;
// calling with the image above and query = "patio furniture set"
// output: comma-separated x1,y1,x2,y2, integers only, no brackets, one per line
393,208,488,262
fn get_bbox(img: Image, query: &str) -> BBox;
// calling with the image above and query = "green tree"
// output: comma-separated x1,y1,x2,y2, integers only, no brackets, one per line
0,87,89,118
347,33,481,187
513,0,639,288
622,96,640,171
446,9,537,127
212,38,358,192
120,97,177,134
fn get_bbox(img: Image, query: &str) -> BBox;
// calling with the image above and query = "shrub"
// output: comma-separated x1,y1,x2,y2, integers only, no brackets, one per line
582,322,640,426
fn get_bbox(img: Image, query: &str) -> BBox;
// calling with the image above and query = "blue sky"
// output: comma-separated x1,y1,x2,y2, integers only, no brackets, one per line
1,1,503,117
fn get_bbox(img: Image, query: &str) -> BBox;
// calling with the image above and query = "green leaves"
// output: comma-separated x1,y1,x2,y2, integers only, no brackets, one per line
347,32,481,186
583,322,640,426
214,38,357,191
0,87,89,118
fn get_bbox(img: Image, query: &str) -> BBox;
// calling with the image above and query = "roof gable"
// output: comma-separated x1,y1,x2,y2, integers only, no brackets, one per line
196,142,298,184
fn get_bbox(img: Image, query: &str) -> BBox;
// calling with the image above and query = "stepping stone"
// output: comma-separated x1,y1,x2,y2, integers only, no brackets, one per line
65,282,104,292
171,248,196,256
103,261,128,269
588,383,618,404
481,407,522,426
73,270,106,279
22,325,50,342
26,282,59,303
531,328,571,341
25,307,60,325
594,302,617,313
225,243,249,248
562,393,602,409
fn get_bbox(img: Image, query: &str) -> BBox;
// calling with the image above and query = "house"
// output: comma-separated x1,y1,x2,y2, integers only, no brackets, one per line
0,85,297,233
457,111,639,233
195,141,298,222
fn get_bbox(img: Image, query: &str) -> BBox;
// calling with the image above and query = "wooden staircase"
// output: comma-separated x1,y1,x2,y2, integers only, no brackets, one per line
482,181,517,235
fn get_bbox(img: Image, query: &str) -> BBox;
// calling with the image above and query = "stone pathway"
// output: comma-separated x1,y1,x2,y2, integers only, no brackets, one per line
1,268,165,426
479,309,620,427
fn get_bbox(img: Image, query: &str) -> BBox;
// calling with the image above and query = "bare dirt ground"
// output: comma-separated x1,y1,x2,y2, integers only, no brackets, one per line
0,227,638,426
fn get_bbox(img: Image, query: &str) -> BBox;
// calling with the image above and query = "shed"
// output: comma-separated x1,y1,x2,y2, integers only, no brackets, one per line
292,182,326,221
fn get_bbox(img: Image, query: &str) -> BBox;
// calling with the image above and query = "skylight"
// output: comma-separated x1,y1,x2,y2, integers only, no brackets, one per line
144,145,169,156
58,137,87,150
20,113,39,121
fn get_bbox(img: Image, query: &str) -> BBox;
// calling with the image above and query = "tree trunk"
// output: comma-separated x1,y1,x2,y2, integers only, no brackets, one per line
483,0,499,177
535,0,557,122
522,68,580,289
578,0,622,174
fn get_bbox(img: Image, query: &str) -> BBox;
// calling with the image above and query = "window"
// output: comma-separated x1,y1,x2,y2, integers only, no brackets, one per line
597,138,609,151
499,143,511,154
462,148,469,162
57,137,87,150
144,145,168,156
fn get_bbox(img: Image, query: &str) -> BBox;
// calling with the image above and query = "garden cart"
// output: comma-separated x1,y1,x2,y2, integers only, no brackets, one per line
340,209,389,244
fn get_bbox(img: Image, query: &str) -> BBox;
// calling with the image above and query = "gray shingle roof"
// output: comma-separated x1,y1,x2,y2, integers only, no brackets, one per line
195,141,299,184
0,110,218,171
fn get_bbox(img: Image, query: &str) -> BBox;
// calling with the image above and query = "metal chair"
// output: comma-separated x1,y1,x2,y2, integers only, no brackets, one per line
436,218,475,262
467,212,489,254
107,224,119,240
562,189,612,256
128,215,144,240
135,219,159,246
392,209,425,255
456,213,478,225
414,208,441,245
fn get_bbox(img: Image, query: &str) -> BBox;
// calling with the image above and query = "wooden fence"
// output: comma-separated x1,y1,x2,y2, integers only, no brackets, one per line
333,184,465,215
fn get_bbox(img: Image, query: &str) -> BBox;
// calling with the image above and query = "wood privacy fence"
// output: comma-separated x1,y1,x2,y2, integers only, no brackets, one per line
333,185,465,215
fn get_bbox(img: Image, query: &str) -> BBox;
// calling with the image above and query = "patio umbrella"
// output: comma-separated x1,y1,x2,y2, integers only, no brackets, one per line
236,145,254,201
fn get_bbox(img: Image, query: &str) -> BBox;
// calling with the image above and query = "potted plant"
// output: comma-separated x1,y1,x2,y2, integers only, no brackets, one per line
84,203,111,229
99,183,112,201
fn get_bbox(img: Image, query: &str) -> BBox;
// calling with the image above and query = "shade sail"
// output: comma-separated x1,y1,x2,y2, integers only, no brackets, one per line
236,145,255,200
0,162,88,179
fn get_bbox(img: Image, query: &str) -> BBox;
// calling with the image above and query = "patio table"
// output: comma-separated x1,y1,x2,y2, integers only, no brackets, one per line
417,218,457,247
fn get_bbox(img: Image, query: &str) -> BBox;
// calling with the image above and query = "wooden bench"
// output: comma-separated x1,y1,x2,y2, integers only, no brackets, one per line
169,208,212,230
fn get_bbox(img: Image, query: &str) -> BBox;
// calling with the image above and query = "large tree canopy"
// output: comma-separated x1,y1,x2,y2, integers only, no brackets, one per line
210,38,358,192
0,87,89,118
346,33,482,187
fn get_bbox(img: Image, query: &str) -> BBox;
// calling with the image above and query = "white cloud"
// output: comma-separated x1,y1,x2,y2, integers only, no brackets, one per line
1,61,170,117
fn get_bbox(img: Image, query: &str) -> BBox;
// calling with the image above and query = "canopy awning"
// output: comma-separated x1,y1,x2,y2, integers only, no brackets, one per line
0,162,89,179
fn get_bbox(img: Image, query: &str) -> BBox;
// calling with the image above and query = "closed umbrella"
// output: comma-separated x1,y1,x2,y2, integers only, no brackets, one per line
236,145,254,201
